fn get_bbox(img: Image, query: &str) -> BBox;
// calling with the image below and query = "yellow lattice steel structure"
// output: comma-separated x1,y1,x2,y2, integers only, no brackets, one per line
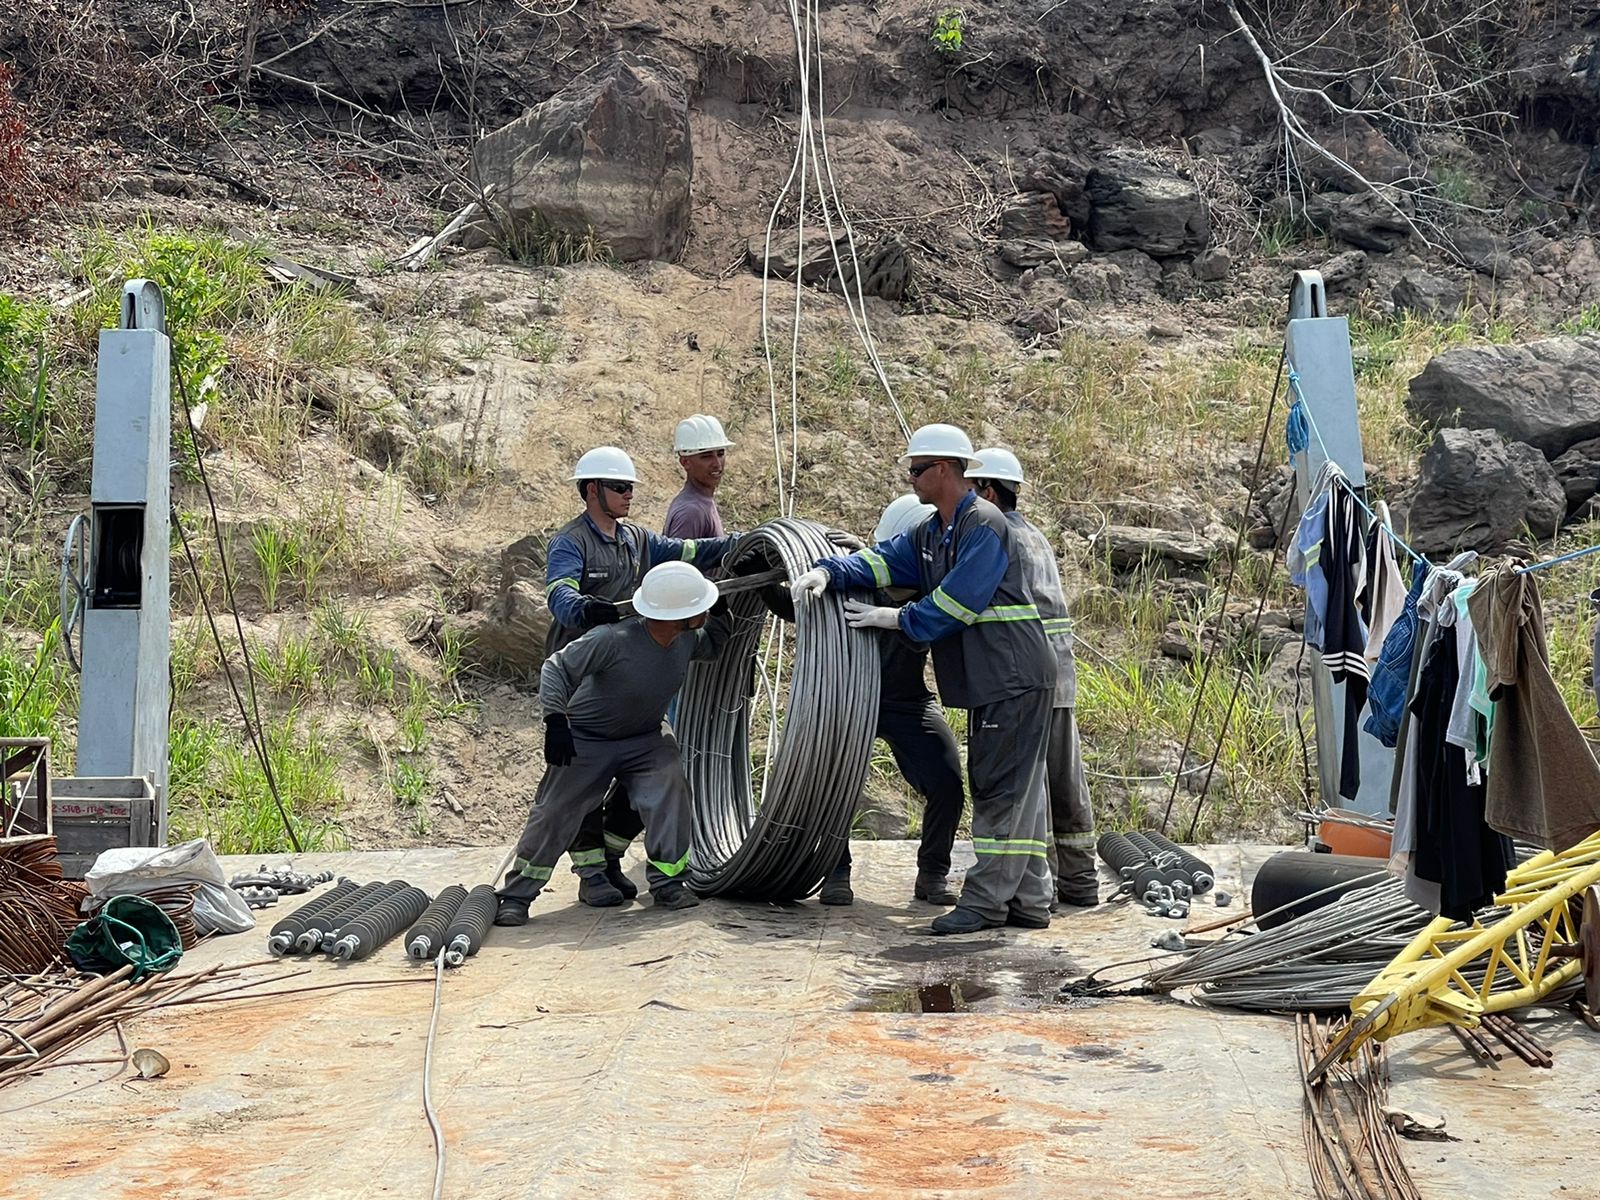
1311,833,1600,1078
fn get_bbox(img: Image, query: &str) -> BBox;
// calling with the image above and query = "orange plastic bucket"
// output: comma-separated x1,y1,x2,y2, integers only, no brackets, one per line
1317,808,1393,859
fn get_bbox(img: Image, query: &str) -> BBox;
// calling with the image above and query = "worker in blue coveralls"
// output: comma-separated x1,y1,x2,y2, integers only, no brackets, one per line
792,423,1058,934
543,445,737,907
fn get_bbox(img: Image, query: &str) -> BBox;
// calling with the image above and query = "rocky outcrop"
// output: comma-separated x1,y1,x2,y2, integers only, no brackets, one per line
1406,428,1565,554
1103,525,1220,571
1085,154,1210,258
449,535,551,676
1407,335,1600,457
1288,191,1412,253
1392,270,1464,319
745,228,912,301
1552,437,1600,513
472,55,692,262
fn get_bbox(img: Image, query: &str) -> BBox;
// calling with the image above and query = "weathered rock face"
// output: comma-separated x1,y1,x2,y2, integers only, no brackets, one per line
1103,525,1220,571
1317,249,1369,294
450,535,551,676
745,228,911,301
999,191,1072,242
1407,335,1600,457
1392,270,1464,319
472,55,692,263
1552,437,1600,512
1301,119,1413,193
1406,428,1565,554
1289,191,1411,253
1085,154,1210,257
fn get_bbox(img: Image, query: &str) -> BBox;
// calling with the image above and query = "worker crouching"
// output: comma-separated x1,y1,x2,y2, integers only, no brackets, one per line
494,562,732,926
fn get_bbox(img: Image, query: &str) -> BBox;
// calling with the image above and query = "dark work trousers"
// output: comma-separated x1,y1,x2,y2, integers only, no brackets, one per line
1046,706,1098,901
499,728,691,903
958,687,1054,924
838,699,966,877
567,696,680,876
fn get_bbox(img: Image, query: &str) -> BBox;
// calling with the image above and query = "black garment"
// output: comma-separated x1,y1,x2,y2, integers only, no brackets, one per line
1321,483,1370,801
1408,624,1514,922
840,697,966,876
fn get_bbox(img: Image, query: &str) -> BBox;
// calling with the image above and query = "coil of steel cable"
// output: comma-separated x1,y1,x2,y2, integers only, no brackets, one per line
676,517,880,900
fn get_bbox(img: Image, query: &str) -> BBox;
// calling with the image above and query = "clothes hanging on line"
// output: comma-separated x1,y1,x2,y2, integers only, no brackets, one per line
1320,476,1370,801
1365,562,1429,748
1363,500,1406,668
1468,564,1600,852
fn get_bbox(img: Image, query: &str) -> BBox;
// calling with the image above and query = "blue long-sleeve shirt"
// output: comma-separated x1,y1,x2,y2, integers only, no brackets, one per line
815,492,1009,644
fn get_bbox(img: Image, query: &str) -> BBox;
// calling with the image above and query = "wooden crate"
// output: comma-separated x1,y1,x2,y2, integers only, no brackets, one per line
48,775,159,879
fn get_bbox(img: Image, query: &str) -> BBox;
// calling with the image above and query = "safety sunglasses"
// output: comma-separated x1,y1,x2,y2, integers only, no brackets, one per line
907,459,956,479
600,480,635,494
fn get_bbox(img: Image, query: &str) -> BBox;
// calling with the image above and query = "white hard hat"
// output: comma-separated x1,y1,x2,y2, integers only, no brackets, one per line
570,446,638,482
966,447,1025,487
874,494,936,543
632,561,720,621
897,423,978,468
674,414,735,454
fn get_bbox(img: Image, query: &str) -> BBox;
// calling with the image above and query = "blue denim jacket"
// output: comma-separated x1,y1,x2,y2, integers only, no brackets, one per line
1364,564,1430,747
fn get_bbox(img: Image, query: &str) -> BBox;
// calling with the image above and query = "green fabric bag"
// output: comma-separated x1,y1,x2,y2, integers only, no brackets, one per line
65,894,183,980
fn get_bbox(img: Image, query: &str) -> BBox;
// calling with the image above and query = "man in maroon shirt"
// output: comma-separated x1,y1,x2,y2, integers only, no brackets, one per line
664,414,734,539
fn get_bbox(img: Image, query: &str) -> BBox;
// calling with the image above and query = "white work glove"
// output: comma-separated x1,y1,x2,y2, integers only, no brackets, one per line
791,567,830,602
825,528,865,552
843,599,902,631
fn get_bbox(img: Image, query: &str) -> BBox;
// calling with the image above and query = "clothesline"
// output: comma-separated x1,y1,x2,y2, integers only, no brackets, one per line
1286,364,1600,582
1284,367,1431,571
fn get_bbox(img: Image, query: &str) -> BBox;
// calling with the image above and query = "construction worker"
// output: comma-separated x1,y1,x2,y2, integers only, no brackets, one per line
794,424,1057,934
495,562,731,926
664,414,734,538
544,446,736,907
967,448,1099,907
817,494,966,908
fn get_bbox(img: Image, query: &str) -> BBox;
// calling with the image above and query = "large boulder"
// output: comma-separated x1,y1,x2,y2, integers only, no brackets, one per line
1407,335,1600,457
746,228,911,301
1288,191,1412,253
1103,525,1221,571
448,535,551,676
1392,270,1464,319
472,56,691,262
1085,154,1210,257
1551,437,1600,512
1301,120,1413,193
1406,428,1565,554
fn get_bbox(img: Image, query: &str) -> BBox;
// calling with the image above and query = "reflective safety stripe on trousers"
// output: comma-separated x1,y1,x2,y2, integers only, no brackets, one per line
604,831,636,855
972,836,1049,858
650,850,691,878
513,857,554,882
1054,833,1096,848
569,848,606,868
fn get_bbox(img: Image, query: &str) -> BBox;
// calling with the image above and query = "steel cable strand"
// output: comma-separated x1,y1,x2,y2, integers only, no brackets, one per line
679,518,879,900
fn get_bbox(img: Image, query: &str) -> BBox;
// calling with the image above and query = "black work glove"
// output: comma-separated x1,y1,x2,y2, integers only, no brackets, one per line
580,597,620,629
825,528,865,552
544,714,576,767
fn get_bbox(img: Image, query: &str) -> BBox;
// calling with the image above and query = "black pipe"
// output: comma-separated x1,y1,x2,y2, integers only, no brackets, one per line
266,880,359,956
407,885,468,961
1139,831,1216,894
1251,851,1387,930
329,885,432,961
444,885,498,967
293,880,407,953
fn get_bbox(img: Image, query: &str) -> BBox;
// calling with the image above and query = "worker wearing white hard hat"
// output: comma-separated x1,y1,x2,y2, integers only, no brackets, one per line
495,562,732,927
665,414,736,540
793,423,1058,935
968,448,1098,907
812,495,967,909
544,445,739,907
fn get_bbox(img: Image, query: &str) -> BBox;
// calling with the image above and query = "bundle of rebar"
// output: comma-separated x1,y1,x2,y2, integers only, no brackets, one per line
100,884,200,951
0,837,85,974
675,518,880,900
1298,1013,1423,1200
1147,876,1435,1010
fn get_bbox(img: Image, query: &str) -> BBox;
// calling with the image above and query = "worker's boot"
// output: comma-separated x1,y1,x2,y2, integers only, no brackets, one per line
913,872,958,905
577,869,626,908
1053,886,1100,910
604,854,639,901
930,905,1004,935
653,881,700,911
1004,906,1050,930
819,864,854,906
493,897,531,927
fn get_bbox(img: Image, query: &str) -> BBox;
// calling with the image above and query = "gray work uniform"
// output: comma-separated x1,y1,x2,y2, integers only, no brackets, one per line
835,493,1057,924
544,512,734,875
499,616,731,903
1006,511,1097,901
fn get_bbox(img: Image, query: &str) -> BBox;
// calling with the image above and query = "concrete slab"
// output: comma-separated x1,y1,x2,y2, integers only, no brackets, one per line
5,842,1595,1199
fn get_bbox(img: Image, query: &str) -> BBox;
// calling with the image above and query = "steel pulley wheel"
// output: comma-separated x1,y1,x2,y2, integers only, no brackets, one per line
676,518,880,900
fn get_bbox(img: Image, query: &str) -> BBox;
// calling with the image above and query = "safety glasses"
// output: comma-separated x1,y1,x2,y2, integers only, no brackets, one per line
907,459,956,479
600,480,635,494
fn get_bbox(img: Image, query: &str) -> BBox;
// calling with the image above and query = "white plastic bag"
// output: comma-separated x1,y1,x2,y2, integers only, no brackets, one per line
84,839,256,934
